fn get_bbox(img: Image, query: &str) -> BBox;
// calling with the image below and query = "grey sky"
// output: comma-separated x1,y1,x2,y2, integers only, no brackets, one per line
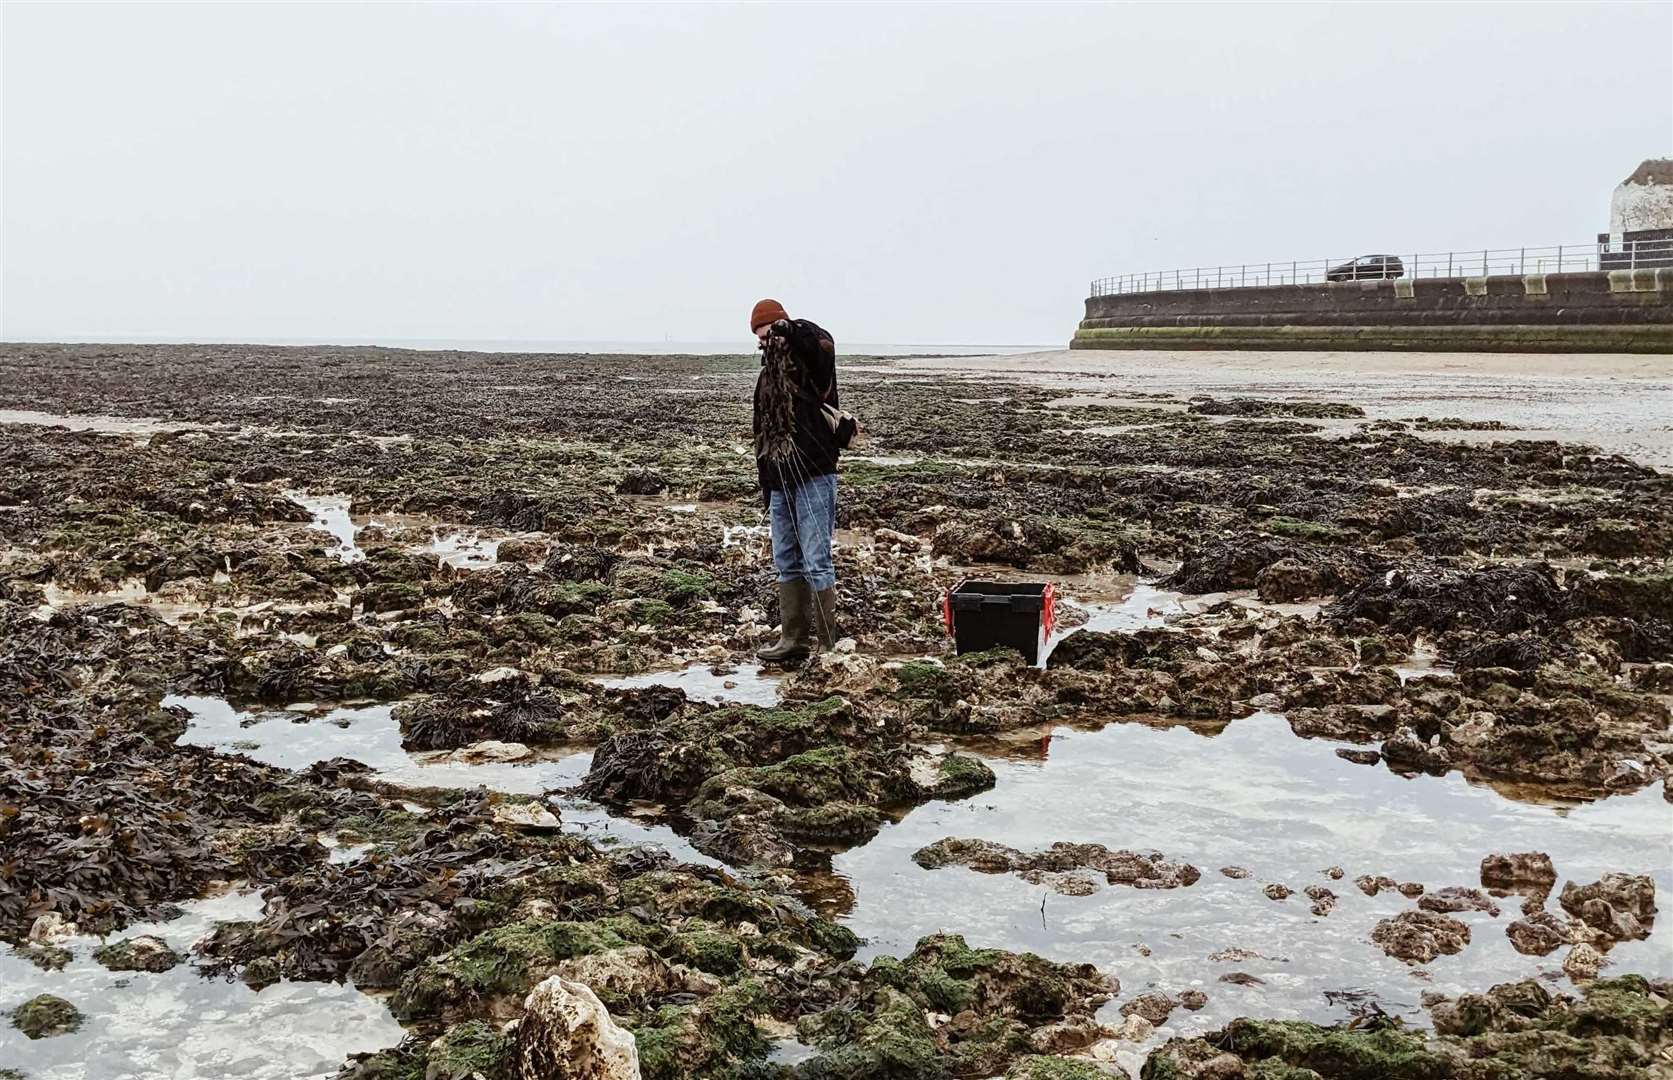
4,1,1670,347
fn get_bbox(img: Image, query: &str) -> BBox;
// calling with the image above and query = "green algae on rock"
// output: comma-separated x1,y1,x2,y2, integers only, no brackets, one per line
11,993,83,1039
93,933,183,972
1005,1057,1113,1079
338,1019,513,1080
795,933,1118,1078
1141,976,1673,1080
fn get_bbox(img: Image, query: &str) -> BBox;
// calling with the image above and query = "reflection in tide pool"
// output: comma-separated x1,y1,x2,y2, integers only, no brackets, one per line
166,695,716,865
594,662,784,708
287,492,364,563
833,712,1673,1060
425,529,502,569
0,890,403,1080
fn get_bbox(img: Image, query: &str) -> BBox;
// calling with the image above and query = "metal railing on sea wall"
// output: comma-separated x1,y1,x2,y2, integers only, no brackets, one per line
1089,238,1673,298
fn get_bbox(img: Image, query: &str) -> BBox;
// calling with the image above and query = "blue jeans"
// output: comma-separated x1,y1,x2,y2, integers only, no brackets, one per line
769,473,837,591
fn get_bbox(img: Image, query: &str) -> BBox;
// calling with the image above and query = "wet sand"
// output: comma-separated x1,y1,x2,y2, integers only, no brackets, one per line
885,349,1673,469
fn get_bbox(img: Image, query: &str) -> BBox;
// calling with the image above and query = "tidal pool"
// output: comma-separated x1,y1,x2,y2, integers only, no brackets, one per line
594,662,785,708
286,493,364,563
167,695,716,865
827,711,1673,1063
0,890,404,1080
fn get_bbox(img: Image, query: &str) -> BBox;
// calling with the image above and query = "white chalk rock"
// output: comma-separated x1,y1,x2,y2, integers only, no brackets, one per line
449,740,533,764
28,912,79,945
514,976,641,1079
492,802,561,830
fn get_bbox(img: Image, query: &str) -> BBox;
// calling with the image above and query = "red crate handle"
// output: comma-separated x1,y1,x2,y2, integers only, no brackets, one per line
943,581,1056,639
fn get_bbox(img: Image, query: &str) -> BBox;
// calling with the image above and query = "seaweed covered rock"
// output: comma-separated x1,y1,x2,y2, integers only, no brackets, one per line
1327,565,1565,637
199,796,586,988
93,933,181,972
913,838,1200,895
1162,539,1379,596
0,607,359,943
391,918,651,1022
581,697,993,867
931,514,1140,575
394,678,572,751
631,980,774,1080
1141,975,1673,1079
12,993,83,1039
1187,397,1364,420
1005,1057,1110,1079
796,934,1118,1079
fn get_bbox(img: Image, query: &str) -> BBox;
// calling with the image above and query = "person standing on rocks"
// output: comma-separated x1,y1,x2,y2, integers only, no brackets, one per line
751,298,855,662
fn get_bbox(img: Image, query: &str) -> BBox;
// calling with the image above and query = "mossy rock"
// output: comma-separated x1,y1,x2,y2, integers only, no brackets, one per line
931,754,996,799
894,660,958,700
659,569,717,605
1265,517,1353,544
729,746,896,808
1567,975,1669,1042
389,918,638,1021
1219,1019,1456,1079
12,994,83,1039
796,986,946,1079
621,597,677,627
16,943,71,971
672,928,746,976
93,934,181,973
508,611,558,643
778,801,887,843
425,1019,514,1080
800,934,1112,1079
1005,1056,1111,1079
633,980,774,1080
359,581,425,613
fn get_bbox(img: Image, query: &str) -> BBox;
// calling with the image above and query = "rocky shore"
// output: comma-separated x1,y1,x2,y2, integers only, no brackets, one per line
1,341,1668,1078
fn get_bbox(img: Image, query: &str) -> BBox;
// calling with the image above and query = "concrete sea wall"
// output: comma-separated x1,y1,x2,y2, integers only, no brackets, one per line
1071,269,1673,353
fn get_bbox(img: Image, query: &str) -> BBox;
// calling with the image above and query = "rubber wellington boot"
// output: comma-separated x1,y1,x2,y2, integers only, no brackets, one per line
757,581,812,663
811,587,840,650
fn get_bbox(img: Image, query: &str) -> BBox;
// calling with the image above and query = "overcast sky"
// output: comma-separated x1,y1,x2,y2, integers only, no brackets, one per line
4,1,1670,347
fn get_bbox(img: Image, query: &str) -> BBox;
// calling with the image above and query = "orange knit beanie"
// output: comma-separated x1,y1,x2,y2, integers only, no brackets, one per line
750,298,789,332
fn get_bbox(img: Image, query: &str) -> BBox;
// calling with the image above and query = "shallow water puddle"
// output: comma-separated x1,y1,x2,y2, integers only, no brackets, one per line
1038,581,1187,665
594,663,784,708
0,408,212,438
1394,639,1453,684
170,695,586,792
286,492,364,563
0,890,403,1080
829,712,1673,1058
1071,582,1186,635
424,529,501,569
166,696,714,864
722,523,770,548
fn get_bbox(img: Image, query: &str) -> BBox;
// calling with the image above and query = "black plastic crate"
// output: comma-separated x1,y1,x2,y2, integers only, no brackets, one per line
942,580,1056,664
